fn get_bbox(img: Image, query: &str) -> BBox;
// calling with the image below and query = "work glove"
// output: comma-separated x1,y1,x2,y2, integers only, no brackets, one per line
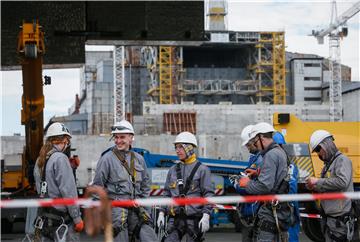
74,219,84,232
198,213,210,233
157,211,165,229
238,176,250,188
229,175,240,188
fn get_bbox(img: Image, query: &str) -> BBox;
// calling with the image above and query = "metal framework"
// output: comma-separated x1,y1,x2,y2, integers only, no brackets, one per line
181,79,257,96
311,1,360,121
142,46,158,98
272,32,286,104
329,35,342,121
113,45,125,123
249,32,286,104
159,46,173,104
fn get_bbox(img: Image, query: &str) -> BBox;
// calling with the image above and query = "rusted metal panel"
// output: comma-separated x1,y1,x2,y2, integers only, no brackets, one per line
163,112,196,135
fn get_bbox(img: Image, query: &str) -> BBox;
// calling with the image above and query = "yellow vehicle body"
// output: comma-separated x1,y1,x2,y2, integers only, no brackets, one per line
273,113,360,183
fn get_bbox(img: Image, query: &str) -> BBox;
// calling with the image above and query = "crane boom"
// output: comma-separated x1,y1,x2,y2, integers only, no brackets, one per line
311,1,360,122
312,1,360,44
17,20,45,189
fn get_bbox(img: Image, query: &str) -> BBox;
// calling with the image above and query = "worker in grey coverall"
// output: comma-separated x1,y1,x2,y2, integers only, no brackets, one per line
306,130,355,242
236,122,294,242
34,122,83,242
93,120,157,242
157,131,214,242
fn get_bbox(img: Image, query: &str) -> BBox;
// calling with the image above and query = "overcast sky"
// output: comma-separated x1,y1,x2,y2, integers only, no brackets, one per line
1,0,359,136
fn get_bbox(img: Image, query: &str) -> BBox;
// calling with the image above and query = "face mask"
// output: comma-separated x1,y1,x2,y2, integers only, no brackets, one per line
182,143,195,158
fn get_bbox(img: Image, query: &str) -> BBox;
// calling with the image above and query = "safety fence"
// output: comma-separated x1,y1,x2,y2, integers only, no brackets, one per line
1,191,359,209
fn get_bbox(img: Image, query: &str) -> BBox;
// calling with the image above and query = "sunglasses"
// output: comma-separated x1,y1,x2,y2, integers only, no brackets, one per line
313,145,322,153
111,126,130,131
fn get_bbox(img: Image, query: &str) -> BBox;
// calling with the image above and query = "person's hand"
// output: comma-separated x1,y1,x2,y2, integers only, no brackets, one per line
157,211,165,229
74,220,84,232
306,177,319,190
239,176,250,188
229,175,240,188
245,168,258,178
198,213,210,233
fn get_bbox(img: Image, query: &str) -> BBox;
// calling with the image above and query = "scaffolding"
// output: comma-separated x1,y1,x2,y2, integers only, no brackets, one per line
272,32,286,104
249,32,286,104
159,46,173,104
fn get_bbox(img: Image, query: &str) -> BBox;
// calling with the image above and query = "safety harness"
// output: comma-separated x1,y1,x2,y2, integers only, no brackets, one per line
253,143,294,241
112,148,152,241
34,150,71,241
164,161,204,242
320,152,355,242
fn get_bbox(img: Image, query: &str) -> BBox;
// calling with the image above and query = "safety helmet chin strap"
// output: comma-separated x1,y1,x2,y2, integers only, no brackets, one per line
257,134,265,151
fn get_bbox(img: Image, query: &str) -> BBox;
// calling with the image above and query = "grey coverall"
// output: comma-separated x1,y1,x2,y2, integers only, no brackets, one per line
92,148,157,242
162,160,214,242
312,151,354,242
34,148,81,242
245,142,292,242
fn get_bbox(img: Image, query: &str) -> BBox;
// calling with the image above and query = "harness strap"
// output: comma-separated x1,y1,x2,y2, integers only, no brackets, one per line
176,163,185,196
40,149,60,198
112,148,136,183
41,149,59,182
176,162,202,197
321,152,342,178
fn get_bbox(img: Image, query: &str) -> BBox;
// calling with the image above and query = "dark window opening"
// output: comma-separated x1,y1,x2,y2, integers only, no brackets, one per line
304,87,322,91
304,63,321,67
304,97,321,101
304,77,321,81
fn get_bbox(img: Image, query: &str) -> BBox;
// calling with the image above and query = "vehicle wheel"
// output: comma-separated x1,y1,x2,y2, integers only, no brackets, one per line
1,219,13,233
301,217,324,242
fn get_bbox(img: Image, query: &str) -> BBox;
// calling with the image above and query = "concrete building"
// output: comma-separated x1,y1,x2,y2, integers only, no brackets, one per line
53,33,354,136
290,58,324,104
322,81,360,121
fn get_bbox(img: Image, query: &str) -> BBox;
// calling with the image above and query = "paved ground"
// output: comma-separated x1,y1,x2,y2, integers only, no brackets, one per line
1,222,313,241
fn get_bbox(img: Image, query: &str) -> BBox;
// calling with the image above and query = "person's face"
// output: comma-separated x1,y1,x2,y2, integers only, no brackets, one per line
175,144,187,160
314,145,326,161
246,140,257,153
114,133,133,151
252,135,262,151
57,136,70,152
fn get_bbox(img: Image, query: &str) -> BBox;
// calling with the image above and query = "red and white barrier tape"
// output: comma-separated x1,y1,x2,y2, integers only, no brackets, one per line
213,204,237,210
1,192,359,209
300,213,321,219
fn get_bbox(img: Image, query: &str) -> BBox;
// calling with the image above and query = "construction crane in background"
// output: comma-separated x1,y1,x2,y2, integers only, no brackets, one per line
311,0,360,122
15,20,45,191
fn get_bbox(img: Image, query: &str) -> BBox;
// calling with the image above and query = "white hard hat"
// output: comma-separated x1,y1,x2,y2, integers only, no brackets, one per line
249,122,275,140
111,120,134,135
46,122,71,138
310,130,332,152
174,131,197,147
241,125,254,146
